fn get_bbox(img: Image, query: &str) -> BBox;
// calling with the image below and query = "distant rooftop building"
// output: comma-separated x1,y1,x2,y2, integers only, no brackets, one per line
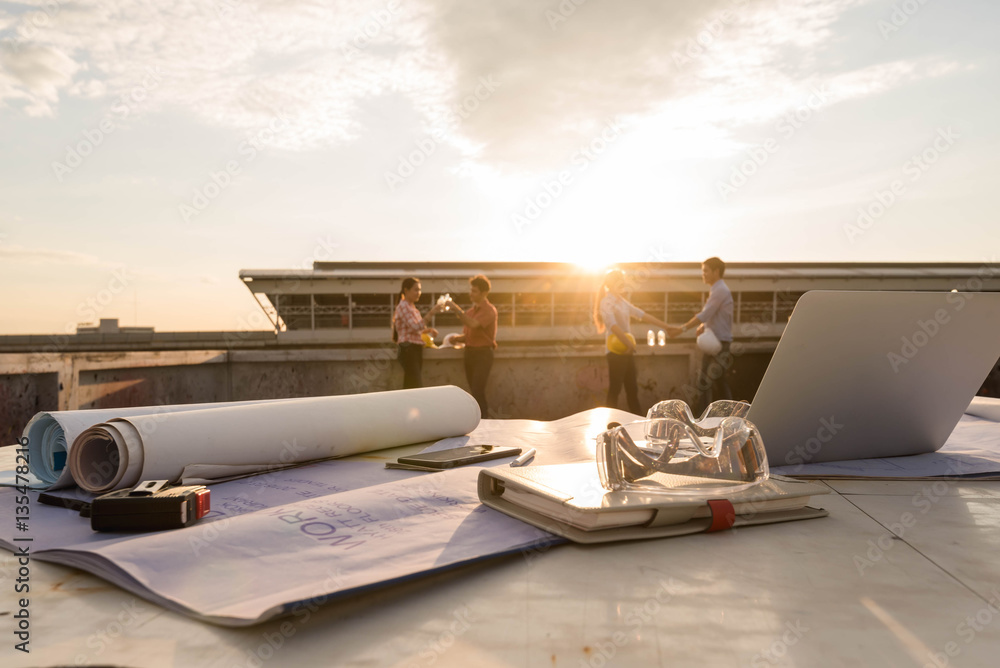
76,318,155,335
238,261,1000,345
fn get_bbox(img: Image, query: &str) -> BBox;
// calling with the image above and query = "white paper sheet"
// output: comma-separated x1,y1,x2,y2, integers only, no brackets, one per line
422,407,643,464
966,396,1000,422
425,406,1000,480
771,414,1000,479
0,408,640,626
0,461,557,625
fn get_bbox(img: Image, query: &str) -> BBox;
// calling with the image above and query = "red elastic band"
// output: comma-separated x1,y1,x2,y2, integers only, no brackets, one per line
706,499,736,532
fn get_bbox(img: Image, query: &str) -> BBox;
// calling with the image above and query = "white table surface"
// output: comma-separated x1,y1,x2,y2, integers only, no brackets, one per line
3,467,1000,667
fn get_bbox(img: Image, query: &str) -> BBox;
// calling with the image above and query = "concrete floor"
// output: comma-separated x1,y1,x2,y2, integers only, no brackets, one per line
3,474,1000,667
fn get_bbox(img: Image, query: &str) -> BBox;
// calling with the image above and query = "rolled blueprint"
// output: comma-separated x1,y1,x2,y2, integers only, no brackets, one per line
68,386,481,493
18,398,289,490
966,396,1000,423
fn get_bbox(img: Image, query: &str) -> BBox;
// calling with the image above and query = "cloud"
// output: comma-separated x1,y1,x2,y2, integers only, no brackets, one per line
0,243,168,281
416,0,739,165
0,243,107,267
1,0,416,144
0,42,79,115
414,0,915,167
0,0,970,166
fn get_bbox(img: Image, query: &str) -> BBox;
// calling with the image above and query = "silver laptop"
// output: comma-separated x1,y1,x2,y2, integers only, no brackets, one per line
746,291,1000,466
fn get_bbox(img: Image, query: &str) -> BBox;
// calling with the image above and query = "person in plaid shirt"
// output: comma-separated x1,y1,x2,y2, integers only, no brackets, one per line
393,277,444,388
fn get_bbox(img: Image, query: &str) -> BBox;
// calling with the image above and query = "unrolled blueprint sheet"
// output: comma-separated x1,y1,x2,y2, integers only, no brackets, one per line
0,408,637,625
423,407,642,463
771,413,1000,479
0,460,557,626
430,406,1000,480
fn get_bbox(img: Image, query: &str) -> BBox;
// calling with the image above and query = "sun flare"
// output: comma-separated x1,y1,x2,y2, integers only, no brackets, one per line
572,254,611,273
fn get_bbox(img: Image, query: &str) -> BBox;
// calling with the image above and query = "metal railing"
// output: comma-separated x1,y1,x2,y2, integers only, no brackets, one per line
275,294,800,331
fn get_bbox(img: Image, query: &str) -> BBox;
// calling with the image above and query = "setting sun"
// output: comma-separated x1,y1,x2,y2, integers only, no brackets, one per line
572,254,610,273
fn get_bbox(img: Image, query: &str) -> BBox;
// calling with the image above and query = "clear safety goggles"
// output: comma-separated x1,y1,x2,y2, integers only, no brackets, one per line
596,400,769,495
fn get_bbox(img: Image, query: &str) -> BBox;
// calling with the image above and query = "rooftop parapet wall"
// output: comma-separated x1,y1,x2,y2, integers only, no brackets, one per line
4,340,998,445
0,344,778,444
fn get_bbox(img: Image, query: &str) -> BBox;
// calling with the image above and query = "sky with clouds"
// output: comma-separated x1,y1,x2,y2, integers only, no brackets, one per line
1,0,997,334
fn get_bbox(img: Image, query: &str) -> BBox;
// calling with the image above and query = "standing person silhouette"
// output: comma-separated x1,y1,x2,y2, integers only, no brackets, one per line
594,268,671,414
667,257,734,413
447,274,498,416
392,277,444,389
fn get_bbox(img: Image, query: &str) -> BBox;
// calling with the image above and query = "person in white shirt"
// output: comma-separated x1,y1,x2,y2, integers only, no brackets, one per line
667,257,734,412
593,268,671,414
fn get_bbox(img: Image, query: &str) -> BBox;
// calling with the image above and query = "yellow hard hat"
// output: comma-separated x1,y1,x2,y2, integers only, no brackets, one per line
421,332,438,349
607,332,635,355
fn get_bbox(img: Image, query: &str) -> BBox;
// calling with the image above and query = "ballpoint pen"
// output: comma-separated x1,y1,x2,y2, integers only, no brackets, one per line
509,448,536,467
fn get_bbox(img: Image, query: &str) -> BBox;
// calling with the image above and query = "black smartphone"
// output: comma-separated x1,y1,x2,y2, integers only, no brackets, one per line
396,445,522,469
